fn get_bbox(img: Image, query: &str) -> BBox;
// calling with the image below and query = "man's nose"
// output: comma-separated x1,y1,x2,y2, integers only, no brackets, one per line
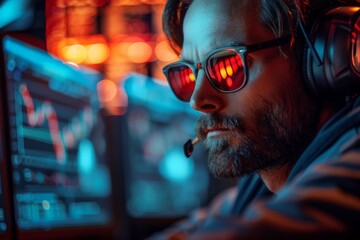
190,70,224,114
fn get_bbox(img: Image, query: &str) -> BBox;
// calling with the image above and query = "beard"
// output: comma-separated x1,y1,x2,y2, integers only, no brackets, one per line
195,89,320,179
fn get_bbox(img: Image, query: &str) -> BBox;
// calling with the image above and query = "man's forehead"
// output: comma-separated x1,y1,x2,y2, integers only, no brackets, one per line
188,0,259,17
183,0,262,45
190,0,256,8
185,0,260,29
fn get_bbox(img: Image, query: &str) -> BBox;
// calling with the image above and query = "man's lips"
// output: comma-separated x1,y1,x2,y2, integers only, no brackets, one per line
205,127,230,138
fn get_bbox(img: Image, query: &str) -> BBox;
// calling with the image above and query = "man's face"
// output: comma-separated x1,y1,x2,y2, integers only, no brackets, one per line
181,0,320,178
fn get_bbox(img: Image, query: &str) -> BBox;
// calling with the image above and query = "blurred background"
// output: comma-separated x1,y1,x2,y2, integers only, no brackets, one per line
2,0,176,114
0,0,237,239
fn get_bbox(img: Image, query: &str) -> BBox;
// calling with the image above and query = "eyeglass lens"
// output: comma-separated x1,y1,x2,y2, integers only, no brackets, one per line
167,50,245,101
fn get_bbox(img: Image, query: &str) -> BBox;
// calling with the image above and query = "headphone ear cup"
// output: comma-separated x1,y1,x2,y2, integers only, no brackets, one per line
302,6,360,97
301,8,333,97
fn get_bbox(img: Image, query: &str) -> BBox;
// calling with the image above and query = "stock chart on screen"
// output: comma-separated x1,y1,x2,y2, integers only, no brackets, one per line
0,35,113,232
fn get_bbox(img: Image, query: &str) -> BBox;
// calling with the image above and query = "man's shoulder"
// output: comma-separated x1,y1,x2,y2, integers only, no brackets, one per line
289,97,360,181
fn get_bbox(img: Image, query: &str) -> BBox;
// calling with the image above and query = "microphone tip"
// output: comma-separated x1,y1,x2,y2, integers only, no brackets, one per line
184,139,193,158
183,137,199,158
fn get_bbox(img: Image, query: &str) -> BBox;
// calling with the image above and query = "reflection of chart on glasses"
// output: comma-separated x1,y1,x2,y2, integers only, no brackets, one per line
162,37,290,102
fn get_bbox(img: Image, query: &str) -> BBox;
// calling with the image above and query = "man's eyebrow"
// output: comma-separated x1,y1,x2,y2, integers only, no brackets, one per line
179,54,196,63
174,56,192,65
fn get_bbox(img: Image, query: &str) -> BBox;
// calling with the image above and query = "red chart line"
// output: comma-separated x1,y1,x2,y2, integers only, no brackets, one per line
19,84,95,164
20,84,65,163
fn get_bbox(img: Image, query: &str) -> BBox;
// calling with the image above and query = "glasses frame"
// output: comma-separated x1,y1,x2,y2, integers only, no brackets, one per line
163,36,291,101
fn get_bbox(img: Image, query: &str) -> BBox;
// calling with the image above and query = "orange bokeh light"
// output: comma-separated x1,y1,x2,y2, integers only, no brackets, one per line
62,44,87,63
127,41,153,63
87,43,110,64
57,35,110,65
155,40,178,62
97,79,118,102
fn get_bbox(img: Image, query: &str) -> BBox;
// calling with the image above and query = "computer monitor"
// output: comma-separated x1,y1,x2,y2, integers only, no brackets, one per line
0,34,115,240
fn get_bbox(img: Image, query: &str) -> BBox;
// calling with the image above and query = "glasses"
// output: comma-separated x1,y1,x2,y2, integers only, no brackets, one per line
163,37,290,102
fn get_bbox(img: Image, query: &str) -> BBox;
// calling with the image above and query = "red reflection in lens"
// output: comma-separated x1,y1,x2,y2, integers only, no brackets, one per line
186,67,191,83
169,66,195,101
226,77,233,87
219,61,226,80
214,63,222,81
230,57,238,73
208,52,244,91
225,58,233,76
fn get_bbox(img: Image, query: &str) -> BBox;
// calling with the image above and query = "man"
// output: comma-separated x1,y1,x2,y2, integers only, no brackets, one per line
149,0,360,239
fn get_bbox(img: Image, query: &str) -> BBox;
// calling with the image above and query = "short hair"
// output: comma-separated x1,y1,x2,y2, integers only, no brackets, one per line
162,0,360,55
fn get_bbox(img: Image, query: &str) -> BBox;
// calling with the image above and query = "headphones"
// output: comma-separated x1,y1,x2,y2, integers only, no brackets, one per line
304,6,360,97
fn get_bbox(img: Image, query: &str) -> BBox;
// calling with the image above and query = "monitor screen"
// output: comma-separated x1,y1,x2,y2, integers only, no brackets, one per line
0,34,114,239
121,74,210,218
